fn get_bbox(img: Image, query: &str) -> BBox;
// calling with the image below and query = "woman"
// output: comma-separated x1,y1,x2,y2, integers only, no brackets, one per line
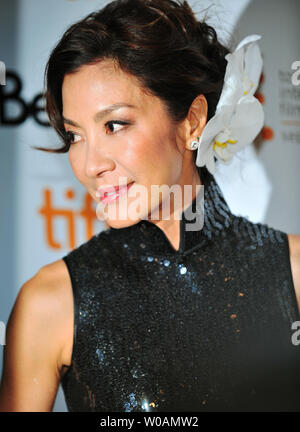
0,0,300,412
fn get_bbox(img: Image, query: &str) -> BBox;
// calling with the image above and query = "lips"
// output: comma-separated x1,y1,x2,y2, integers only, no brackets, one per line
97,181,134,202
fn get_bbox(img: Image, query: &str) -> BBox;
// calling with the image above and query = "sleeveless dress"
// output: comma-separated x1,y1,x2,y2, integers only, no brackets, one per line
60,167,300,412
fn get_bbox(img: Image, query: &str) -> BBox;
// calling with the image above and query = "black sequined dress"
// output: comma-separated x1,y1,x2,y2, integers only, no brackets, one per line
60,167,300,412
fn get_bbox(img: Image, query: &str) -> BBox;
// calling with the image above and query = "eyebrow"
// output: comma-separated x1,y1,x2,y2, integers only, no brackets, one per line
62,103,136,127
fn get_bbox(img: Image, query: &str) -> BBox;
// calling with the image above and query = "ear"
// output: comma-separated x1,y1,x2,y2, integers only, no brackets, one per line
175,94,208,150
188,94,208,138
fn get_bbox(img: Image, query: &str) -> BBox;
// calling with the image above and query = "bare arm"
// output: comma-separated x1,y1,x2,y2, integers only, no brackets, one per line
288,234,300,314
0,265,68,412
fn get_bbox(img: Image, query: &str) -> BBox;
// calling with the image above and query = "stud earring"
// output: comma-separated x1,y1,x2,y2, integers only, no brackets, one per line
188,136,200,150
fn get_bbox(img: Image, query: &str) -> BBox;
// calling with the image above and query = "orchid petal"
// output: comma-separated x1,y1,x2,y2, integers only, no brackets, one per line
244,41,263,96
216,50,244,111
196,34,265,173
198,105,233,146
196,139,213,168
206,152,216,174
235,34,262,52
229,96,264,148
216,35,262,113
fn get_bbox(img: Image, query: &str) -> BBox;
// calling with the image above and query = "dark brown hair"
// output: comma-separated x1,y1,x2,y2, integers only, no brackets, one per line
36,0,231,176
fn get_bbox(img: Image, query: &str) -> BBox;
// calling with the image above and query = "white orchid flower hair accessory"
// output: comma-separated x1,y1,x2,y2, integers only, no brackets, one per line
195,34,264,175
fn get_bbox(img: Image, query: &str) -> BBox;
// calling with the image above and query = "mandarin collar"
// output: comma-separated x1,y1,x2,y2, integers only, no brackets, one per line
108,167,234,258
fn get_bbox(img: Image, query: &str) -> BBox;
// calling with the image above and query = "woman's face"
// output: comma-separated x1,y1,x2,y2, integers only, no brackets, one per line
62,59,202,229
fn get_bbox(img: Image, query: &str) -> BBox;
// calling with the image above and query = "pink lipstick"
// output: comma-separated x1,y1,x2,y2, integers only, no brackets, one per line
98,182,134,204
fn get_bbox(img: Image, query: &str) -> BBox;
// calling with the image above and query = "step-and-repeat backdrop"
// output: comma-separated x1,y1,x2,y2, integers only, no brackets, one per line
0,0,299,411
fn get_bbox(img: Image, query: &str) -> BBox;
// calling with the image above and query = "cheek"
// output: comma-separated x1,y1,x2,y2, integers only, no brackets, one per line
125,129,181,182
145,137,182,186
68,147,84,179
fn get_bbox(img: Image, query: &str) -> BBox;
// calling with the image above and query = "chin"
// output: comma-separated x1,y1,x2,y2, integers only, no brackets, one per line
105,217,141,230
96,199,150,229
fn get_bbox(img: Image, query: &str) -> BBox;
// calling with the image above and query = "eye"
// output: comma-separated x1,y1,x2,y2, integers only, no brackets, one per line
65,131,81,145
105,120,130,134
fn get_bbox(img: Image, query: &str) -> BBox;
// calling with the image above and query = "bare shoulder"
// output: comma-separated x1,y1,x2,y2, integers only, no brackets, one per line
35,259,74,371
0,259,73,411
287,234,300,314
36,258,70,285
17,259,73,374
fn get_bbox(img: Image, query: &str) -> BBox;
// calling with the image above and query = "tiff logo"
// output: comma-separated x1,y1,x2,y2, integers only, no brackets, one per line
38,188,101,250
0,61,6,85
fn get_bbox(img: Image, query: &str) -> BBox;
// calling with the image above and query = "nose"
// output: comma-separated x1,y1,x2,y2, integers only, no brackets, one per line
84,139,115,179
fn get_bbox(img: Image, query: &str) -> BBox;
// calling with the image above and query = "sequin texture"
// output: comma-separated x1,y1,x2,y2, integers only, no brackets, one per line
61,167,300,412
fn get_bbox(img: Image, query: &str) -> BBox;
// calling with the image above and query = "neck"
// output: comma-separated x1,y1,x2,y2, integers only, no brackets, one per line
108,166,234,257
148,167,202,252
